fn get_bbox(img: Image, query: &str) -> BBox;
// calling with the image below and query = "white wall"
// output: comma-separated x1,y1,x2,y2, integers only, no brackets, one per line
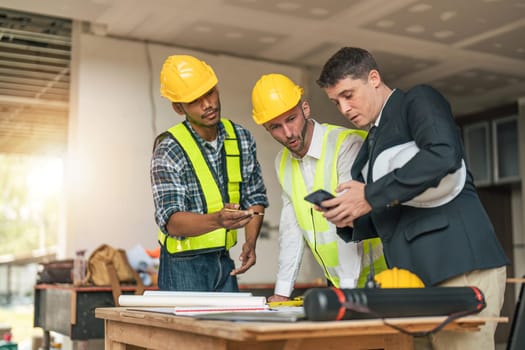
64,26,328,284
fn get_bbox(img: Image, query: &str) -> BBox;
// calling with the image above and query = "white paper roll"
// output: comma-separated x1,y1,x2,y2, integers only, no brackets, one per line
143,290,252,297
118,294,267,307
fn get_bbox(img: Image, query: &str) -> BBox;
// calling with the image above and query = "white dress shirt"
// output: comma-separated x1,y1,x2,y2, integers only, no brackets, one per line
273,120,364,297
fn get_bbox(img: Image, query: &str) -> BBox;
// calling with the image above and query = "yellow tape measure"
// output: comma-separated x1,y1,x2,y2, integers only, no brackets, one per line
267,296,304,307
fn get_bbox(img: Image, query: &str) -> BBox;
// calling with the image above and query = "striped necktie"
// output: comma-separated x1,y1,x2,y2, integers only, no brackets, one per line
367,126,377,183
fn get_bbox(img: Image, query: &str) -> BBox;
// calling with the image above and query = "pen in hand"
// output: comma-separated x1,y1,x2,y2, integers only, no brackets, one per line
224,208,265,216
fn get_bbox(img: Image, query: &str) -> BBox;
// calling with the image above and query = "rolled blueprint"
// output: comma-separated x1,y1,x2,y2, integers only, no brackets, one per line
118,294,267,307
143,290,252,297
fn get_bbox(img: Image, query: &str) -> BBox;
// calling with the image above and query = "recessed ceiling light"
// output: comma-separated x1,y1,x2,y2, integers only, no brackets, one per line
225,32,243,39
376,20,395,28
259,36,277,44
405,25,425,33
440,11,457,22
434,30,454,39
409,4,432,13
310,7,329,16
195,26,212,33
276,2,301,11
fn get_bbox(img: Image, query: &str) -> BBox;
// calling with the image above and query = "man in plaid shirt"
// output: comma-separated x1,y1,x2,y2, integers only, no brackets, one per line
151,55,268,291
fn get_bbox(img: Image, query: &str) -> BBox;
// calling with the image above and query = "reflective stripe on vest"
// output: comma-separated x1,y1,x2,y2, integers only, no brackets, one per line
357,237,388,288
158,119,242,255
279,124,367,287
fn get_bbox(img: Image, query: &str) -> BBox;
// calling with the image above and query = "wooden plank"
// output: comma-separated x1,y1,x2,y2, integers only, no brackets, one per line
34,284,158,293
96,307,507,350
95,307,503,342
384,333,413,349
96,308,513,350
508,278,525,284
265,335,411,350
107,341,126,350
106,319,228,350
70,290,77,325
104,322,411,350
104,320,111,350
282,339,301,350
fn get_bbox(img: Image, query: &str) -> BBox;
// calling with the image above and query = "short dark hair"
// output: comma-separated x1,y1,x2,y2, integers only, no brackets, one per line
317,47,379,88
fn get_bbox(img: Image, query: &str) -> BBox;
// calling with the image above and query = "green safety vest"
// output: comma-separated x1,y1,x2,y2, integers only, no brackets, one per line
358,237,388,288
279,124,370,287
157,119,242,255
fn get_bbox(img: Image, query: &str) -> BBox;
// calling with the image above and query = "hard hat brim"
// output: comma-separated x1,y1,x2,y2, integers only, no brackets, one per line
372,141,466,208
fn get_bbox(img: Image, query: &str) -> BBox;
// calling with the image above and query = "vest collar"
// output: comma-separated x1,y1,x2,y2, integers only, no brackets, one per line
183,119,225,148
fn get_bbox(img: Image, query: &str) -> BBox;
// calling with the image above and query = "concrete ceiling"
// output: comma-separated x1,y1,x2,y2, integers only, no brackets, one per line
1,0,524,154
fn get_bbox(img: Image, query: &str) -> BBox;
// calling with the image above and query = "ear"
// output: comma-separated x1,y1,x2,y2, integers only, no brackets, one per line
301,100,311,118
368,69,382,88
172,102,185,115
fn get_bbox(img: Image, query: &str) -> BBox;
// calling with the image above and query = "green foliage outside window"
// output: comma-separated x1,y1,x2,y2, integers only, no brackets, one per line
0,154,62,256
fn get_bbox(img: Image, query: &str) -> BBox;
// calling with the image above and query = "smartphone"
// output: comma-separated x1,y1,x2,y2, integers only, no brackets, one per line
304,189,335,210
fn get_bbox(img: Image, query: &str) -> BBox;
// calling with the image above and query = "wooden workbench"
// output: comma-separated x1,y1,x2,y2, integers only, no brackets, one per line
32,283,319,349
95,307,503,350
33,284,154,350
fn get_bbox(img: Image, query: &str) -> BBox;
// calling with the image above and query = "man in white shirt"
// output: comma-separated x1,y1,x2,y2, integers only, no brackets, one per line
251,73,386,301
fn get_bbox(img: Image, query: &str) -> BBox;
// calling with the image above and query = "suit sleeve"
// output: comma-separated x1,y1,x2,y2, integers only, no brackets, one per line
337,213,379,242
365,86,464,209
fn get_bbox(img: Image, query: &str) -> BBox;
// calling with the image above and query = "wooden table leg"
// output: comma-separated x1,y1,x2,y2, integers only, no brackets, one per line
73,340,89,350
42,330,51,350
384,333,413,350
282,339,302,350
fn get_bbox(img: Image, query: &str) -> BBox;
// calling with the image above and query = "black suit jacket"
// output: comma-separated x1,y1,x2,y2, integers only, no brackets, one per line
348,85,509,286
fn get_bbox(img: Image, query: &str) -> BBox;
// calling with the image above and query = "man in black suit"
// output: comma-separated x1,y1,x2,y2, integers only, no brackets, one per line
315,47,509,350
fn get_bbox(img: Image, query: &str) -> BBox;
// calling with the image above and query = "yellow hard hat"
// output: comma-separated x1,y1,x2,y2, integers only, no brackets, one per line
252,73,304,125
160,55,218,103
374,267,425,288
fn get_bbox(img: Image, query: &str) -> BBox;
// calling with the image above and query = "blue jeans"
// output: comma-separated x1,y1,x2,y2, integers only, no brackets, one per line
158,247,239,292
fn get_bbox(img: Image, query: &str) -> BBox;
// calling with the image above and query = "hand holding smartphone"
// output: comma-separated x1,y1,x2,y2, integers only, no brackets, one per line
304,189,335,210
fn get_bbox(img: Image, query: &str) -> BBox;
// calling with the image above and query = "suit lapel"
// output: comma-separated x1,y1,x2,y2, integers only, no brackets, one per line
351,89,406,183
366,89,405,171
351,136,370,182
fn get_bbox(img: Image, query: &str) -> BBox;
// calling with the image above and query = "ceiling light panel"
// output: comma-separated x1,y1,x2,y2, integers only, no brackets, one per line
225,0,360,19
173,21,285,57
362,0,524,44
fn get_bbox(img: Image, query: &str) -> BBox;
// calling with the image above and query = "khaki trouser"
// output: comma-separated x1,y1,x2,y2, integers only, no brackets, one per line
415,266,507,350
